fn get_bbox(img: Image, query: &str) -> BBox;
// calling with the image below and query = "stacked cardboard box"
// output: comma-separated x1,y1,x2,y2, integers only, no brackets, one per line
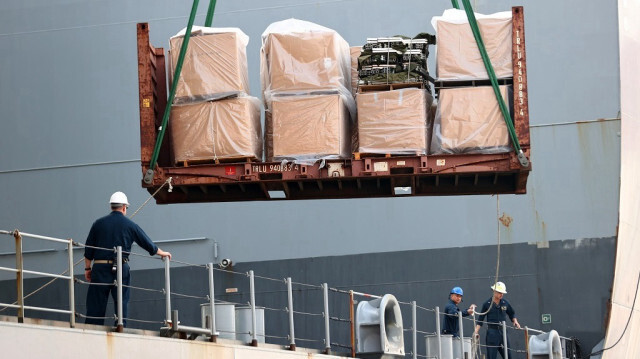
431,9,512,80
169,26,250,103
429,10,513,154
356,88,432,155
171,98,262,163
430,86,511,154
266,95,349,161
168,26,262,164
261,19,354,163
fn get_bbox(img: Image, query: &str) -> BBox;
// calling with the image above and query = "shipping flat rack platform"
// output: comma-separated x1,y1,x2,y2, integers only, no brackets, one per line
144,154,529,203
136,7,531,204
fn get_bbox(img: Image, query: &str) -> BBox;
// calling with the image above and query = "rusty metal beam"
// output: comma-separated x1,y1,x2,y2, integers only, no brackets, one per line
512,6,530,148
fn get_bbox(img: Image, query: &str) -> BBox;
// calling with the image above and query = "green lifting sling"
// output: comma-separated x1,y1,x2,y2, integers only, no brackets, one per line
450,0,529,167
144,0,219,184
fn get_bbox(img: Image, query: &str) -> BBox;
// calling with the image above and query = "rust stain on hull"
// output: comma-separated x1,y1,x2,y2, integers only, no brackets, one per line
499,212,513,227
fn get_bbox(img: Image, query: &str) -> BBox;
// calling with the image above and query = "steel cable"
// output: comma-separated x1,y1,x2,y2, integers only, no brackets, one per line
295,337,322,343
291,309,323,317
120,284,164,293
168,291,207,300
290,281,322,289
329,316,351,323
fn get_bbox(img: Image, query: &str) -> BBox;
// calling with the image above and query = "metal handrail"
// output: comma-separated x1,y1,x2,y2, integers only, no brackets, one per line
2,228,578,356
1,229,75,327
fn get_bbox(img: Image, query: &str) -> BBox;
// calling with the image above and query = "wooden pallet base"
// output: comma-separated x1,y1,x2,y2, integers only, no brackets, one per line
357,82,424,93
434,78,513,90
353,151,423,160
176,156,259,167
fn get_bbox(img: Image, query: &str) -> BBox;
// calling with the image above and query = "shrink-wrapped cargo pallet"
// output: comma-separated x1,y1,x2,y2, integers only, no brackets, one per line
266,94,350,163
260,19,355,164
170,26,250,103
356,88,432,155
170,96,262,164
431,86,512,154
260,18,354,110
431,9,512,80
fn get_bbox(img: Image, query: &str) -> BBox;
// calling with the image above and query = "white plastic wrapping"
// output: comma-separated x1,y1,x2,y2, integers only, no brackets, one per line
356,88,432,155
350,46,362,96
260,19,355,118
431,86,512,154
265,94,350,164
170,96,262,164
170,26,250,103
431,9,512,80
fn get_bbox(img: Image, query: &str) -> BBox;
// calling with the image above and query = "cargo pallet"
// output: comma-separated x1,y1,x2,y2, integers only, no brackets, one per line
136,7,530,204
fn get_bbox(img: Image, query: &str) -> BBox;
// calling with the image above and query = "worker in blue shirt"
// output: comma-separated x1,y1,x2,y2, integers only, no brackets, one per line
474,282,521,359
442,286,476,337
84,191,171,327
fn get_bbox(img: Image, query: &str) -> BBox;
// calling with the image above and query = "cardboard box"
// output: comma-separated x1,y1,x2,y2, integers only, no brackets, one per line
170,28,249,103
267,94,349,161
262,31,350,93
356,89,431,154
170,97,262,164
432,10,512,80
432,86,511,153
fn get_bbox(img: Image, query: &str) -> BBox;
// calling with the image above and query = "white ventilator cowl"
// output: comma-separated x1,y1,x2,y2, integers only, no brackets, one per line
491,281,507,294
109,191,129,206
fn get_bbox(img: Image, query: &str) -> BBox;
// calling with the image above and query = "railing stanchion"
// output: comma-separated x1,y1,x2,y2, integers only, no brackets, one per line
323,283,331,355
436,306,442,359
286,277,296,350
164,256,172,325
525,326,530,358
502,320,509,359
249,270,257,346
68,240,75,327
208,262,217,342
412,301,417,359
350,290,355,358
116,246,123,332
14,231,24,323
458,311,465,358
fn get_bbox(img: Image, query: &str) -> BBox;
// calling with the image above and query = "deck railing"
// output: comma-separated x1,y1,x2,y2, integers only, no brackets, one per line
1,228,576,358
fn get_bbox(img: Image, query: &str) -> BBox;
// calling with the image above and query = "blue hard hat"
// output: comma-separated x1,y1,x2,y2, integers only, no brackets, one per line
450,287,464,296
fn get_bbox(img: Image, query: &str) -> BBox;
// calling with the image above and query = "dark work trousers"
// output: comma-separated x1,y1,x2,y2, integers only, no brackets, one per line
486,327,511,359
85,262,130,327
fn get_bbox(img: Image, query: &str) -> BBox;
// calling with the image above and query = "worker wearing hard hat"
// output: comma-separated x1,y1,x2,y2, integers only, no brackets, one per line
474,281,521,359
83,191,172,327
442,286,476,337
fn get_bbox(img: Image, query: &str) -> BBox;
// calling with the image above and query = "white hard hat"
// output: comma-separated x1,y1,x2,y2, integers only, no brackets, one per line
491,281,507,294
109,191,129,206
